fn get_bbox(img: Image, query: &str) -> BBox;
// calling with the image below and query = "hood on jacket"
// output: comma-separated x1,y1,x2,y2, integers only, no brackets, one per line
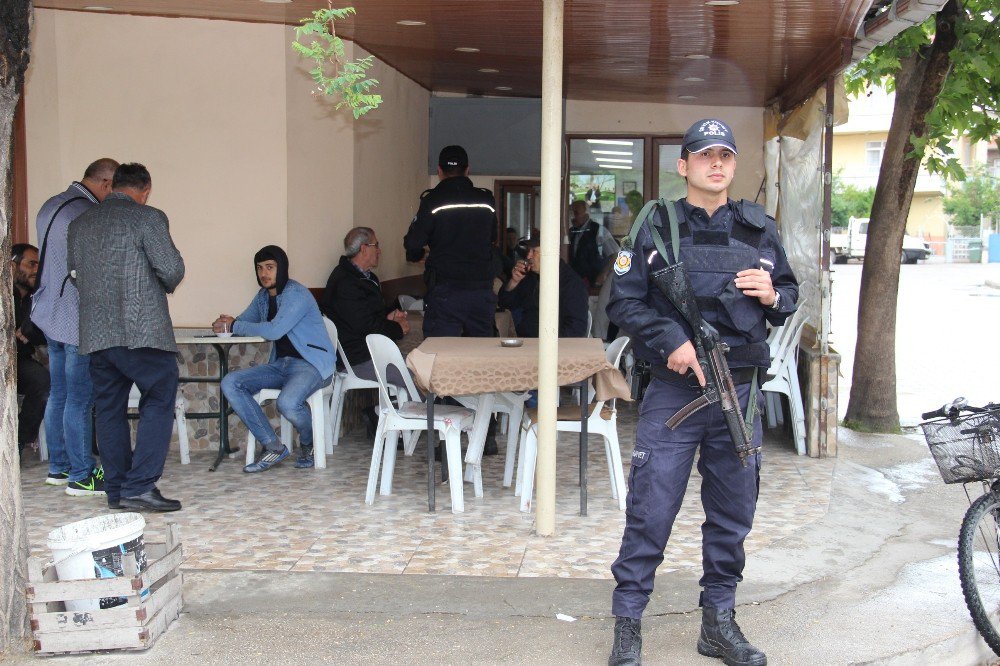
254,245,290,294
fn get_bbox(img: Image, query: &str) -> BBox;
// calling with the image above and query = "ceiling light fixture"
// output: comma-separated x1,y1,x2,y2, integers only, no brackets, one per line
683,76,705,82
83,4,113,8
685,54,710,60
495,86,512,91
679,95,698,100
587,139,634,146
455,47,480,53
595,158,633,164
705,0,740,5
598,164,633,170
478,68,500,73
396,20,426,26
258,0,292,4
592,150,632,156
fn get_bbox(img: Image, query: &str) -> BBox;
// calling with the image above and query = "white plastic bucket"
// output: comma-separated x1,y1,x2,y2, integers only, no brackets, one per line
46,513,147,612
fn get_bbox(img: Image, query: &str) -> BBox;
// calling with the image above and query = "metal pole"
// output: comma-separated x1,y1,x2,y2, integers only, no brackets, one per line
536,0,564,537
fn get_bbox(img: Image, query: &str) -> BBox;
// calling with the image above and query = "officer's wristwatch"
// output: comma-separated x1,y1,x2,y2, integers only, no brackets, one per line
770,291,781,310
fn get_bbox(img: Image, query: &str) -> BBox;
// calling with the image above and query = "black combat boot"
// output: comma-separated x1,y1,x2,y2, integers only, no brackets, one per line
697,606,767,666
608,616,642,666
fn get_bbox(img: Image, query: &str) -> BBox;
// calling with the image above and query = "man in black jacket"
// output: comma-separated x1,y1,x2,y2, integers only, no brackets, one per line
404,145,499,338
498,237,589,338
321,227,409,384
12,243,49,455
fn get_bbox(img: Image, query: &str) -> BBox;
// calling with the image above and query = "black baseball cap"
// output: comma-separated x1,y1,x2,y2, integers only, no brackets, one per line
682,119,738,155
521,236,541,248
438,145,469,169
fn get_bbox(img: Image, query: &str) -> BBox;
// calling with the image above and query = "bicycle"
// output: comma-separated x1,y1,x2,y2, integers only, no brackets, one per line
920,398,1000,654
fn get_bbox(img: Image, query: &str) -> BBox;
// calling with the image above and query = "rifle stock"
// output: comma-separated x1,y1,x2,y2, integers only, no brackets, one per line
650,263,759,465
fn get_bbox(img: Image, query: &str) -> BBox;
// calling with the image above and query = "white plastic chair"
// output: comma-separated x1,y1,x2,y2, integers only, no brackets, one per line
515,336,631,512
244,388,327,468
128,384,190,464
454,391,531,489
242,325,333,469
398,295,424,312
761,304,809,455
365,334,475,514
329,320,403,449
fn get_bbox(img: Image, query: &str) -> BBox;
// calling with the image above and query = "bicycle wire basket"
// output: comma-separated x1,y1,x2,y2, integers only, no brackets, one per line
921,407,1000,484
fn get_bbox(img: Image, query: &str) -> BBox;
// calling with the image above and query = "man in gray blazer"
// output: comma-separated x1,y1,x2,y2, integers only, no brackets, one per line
68,163,185,512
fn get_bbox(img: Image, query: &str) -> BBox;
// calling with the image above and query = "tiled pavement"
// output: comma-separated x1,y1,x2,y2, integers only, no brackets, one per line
19,402,834,580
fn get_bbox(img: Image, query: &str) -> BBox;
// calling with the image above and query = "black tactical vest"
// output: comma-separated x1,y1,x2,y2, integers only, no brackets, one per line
655,200,770,367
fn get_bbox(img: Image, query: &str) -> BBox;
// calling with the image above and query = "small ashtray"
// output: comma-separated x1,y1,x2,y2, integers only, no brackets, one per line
500,338,523,348
215,332,233,338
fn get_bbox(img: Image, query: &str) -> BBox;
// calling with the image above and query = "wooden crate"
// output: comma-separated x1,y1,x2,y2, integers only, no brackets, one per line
27,524,184,655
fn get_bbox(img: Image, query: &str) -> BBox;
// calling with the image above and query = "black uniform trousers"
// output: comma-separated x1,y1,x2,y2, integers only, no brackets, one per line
17,355,50,448
423,282,497,338
611,377,762,618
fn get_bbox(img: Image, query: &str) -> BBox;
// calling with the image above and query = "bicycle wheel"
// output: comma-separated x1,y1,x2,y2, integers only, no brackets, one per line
958,491,1000,655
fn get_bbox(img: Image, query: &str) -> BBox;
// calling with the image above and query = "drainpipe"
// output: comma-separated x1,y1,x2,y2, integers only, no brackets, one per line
536,0,564,536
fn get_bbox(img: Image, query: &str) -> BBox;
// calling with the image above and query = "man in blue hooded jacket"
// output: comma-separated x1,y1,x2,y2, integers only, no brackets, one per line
215,246,335,472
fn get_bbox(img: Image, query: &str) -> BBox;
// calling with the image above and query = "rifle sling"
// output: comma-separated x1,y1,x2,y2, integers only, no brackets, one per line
623,197,759,436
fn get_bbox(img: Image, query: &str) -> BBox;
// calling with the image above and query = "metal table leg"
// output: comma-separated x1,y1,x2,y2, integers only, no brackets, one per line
580,377,589,516
427,392,436,512
209,343,236,472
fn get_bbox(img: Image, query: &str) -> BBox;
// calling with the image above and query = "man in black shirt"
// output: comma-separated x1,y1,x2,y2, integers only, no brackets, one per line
498,237,589,338
11,243,49,454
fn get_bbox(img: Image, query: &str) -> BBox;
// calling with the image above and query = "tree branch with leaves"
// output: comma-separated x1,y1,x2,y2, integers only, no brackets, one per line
292,5,382,119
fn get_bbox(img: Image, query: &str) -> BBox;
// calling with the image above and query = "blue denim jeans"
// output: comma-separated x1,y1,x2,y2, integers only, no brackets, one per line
221,357,331,452
44,337,95,482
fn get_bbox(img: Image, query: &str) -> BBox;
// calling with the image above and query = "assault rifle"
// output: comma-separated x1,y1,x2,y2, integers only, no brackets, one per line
650,263,759,466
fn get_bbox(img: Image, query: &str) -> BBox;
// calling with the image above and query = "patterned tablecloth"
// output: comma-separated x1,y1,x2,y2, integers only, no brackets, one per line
405,337,631,401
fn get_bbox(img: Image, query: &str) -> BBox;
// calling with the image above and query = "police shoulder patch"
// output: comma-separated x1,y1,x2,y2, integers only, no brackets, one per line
613,249,633,276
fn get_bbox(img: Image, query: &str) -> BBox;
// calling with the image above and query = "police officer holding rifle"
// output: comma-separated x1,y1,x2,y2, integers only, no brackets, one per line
606,119,798,666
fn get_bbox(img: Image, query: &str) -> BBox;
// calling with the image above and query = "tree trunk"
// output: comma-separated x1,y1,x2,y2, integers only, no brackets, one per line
844,0,959,432
0,0,33,655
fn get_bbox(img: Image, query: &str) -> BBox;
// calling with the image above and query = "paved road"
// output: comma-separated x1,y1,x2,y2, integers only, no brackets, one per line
830,259,1000,425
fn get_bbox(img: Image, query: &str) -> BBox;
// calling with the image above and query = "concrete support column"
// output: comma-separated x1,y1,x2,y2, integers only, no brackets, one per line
535,0,564,537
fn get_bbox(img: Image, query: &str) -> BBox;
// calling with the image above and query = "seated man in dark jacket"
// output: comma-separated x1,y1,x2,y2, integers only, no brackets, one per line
12,243,49,455
498,237,589,338
321,227,410,384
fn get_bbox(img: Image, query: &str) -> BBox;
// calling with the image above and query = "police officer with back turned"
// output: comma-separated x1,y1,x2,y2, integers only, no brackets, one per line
404,145,499,338
606,119,798,666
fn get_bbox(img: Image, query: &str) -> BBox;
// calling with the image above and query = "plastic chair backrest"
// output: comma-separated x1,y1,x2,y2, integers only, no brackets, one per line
586,311,594,338
769,314,808,380
365,334,422,417
332,322,361,379
766,298,807,374
605,336,630,367
322,316,339,359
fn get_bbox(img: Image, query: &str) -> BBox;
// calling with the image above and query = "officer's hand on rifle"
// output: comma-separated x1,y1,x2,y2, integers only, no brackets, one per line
667,341,706,387
734,269,777,307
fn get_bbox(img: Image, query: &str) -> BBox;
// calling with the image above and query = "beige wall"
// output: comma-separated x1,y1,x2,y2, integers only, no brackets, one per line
26,10,290,326
353,47,431,281
24,11,430,326
284,31,356,292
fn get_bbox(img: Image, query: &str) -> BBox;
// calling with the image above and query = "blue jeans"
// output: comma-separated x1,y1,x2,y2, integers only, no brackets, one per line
90,347,179,500
221,357,331,452
44,337,95,482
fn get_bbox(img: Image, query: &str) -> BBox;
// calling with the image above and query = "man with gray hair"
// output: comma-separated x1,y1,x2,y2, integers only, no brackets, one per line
321,227,409,386
33,157,118,494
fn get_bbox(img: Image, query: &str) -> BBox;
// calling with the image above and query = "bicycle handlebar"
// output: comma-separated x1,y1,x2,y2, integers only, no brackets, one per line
922,397,969,421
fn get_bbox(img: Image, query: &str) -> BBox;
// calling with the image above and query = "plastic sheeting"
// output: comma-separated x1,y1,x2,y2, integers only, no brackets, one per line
763,93,829,345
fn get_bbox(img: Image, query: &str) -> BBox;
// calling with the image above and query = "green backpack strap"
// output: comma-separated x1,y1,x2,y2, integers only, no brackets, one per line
622,198,680,266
